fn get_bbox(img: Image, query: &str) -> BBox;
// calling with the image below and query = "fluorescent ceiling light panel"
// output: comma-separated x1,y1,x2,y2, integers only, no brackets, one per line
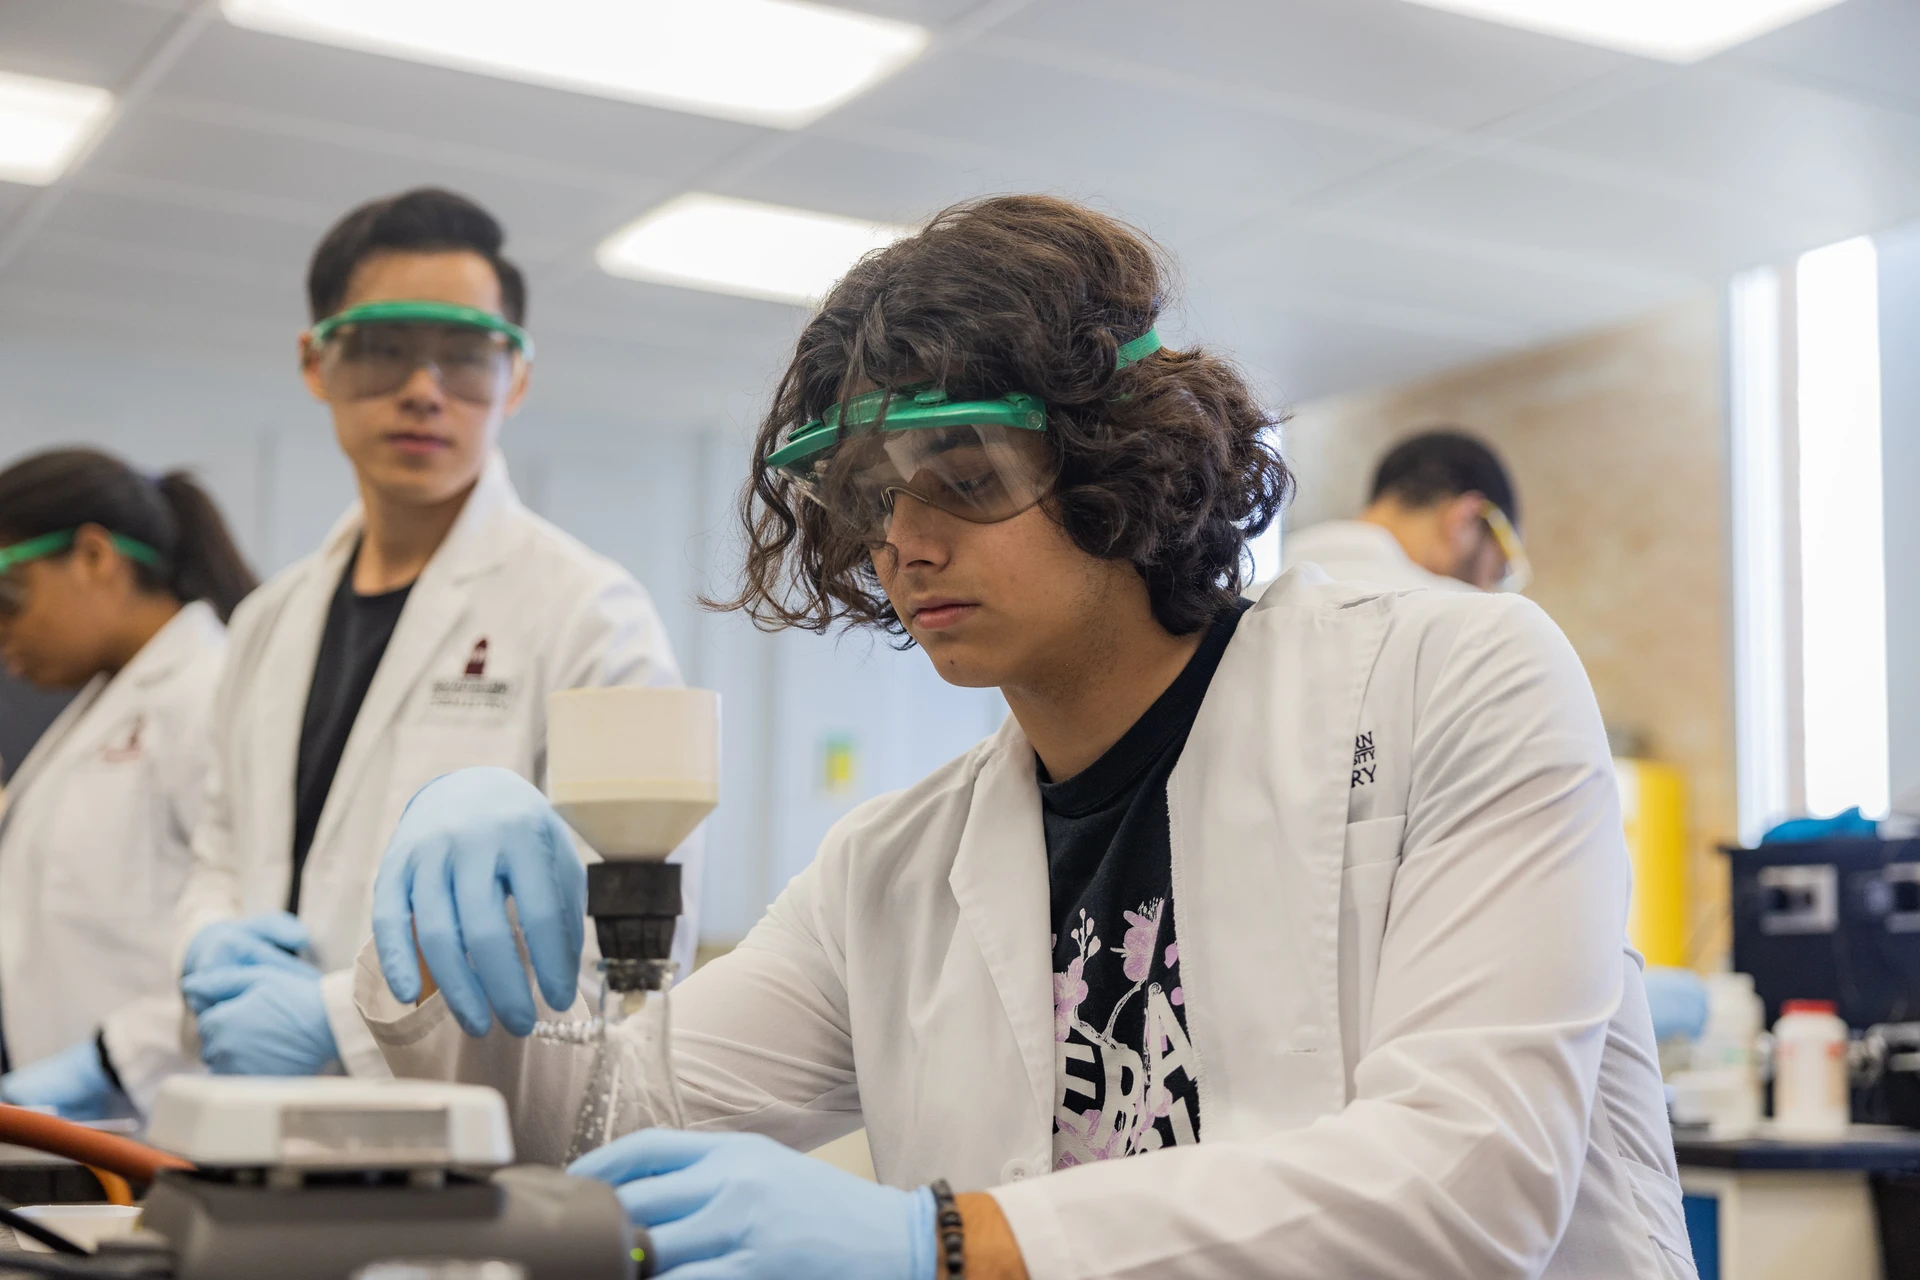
0,72,114,186
599,194,910,305
1397,0,1850,62
221,0,928,129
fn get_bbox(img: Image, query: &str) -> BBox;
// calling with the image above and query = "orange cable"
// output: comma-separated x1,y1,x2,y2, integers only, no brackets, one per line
84,1167,135,1206
0,1106,192,1184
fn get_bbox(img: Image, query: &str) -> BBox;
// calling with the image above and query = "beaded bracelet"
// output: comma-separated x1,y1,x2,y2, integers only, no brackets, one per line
930,1179,965,1279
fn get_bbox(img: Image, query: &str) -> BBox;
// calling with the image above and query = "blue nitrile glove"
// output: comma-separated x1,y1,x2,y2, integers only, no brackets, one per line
1644,966,1710,1043
0,1037,125,1120
181,912,314,983
570,1130,937,1280
372,766,586,1038
1761,807,1880,843
183,964,339,1076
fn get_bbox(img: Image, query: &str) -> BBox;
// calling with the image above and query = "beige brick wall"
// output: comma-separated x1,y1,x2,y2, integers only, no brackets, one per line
1281,296,1736,966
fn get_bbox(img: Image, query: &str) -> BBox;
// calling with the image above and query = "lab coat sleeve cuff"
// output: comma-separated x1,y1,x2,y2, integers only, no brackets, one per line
352,940,472,1071
323,966,393,1080
98,993,201,1117
987,1179,1080,1280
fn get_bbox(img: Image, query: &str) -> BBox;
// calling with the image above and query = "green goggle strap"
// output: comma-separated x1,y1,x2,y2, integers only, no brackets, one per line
1114,327,1162,368
768,327,1160,474
0,529,164,572
309,300,535,361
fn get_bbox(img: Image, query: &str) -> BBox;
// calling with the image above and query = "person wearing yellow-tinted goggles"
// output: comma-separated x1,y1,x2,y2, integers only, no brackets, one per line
1277,428,1528,594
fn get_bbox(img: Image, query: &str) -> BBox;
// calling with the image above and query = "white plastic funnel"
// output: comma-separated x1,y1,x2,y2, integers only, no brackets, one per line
547,687,719,859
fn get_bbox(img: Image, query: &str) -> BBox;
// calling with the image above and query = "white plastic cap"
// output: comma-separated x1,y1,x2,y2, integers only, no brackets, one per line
146,1077,514,1169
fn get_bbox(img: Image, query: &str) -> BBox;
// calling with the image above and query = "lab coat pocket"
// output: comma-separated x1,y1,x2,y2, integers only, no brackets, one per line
1621,1153,1697,1275
1338,814,1406,1074
42,758,160,916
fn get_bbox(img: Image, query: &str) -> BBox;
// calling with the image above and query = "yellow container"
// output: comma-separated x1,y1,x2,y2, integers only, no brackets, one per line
1615,758,1689,968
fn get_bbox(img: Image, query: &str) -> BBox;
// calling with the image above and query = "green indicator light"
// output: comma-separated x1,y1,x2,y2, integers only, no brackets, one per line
630,1247,647,1262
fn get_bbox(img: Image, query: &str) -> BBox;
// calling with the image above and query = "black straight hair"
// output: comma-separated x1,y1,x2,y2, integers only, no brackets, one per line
1369,428,1520,529
0,449,258,622
306,187,527,323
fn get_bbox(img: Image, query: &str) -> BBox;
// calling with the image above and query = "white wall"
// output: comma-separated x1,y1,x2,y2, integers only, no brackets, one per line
0,332,1004,944
1879,222,1920,810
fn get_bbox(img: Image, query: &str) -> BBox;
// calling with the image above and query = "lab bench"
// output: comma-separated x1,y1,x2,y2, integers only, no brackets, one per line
1675,1125,1920,1280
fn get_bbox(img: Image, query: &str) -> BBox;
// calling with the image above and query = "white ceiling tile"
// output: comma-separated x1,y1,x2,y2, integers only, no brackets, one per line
1730,0,1920,116
81,111,650,263
1516,65,1920,230
46,186,321,270
718,132,1142,236
1231,305,1509,411
818,46,1422,240
1333,153,1863,280
149,23,766,189
989,0,1633,134
1185,215,1685,344
723,131,1055,225
0,0,179,89
0,286,295,379
518,341,782,428
538,270,812,360
3,233,298,318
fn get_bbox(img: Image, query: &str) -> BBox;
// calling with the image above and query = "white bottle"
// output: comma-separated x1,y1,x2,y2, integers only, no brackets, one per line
1689,973,1764,1138
1772,999,1850,1138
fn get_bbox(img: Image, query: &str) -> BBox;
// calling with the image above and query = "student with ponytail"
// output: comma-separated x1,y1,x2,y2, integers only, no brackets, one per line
0,447,256,1118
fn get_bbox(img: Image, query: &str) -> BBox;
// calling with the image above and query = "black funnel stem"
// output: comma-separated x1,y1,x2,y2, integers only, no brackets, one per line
587,861,681,993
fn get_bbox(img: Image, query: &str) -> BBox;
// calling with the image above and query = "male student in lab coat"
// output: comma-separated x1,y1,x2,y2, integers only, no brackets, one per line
169,187,696,1087
1277,428,1529,593
1284,432,1713,1047
358,197,1692,1279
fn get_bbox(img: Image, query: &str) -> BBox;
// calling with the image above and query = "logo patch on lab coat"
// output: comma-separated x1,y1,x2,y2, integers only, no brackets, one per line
1351,732,1376,788
429,637,515,713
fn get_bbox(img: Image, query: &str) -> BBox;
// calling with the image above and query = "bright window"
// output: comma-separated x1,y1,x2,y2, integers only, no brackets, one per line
1796,237,1889,818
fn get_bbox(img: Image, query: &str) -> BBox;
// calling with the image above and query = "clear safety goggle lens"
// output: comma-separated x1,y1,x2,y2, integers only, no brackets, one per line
314,322,520,406
790,422,1058,545
1480,501,1532,593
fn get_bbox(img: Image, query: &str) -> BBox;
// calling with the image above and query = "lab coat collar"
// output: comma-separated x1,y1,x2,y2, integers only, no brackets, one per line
0,680,103,829
943,567,1393,1151
949,715,1056,1135
1,601,222,791
1173,564,1395,1136
301,452,528,875
118,600,224,689
1286,519,1418,568
310,450,524,588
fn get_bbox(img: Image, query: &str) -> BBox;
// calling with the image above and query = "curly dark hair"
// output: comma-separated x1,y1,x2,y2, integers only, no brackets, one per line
720,194,1292,639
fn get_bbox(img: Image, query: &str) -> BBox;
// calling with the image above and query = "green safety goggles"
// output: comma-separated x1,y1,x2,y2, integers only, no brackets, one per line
307,300,533,406
0,529,163,615
767,328,1161,543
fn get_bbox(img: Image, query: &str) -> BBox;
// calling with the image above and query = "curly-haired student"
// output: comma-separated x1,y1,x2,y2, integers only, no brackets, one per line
365,195,1691,1280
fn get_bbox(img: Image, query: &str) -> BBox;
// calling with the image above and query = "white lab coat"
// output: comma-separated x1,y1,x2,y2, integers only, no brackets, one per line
0,602,225,1079
1267,517,1468,594
173,452,698,1096
356,569,1693,1280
